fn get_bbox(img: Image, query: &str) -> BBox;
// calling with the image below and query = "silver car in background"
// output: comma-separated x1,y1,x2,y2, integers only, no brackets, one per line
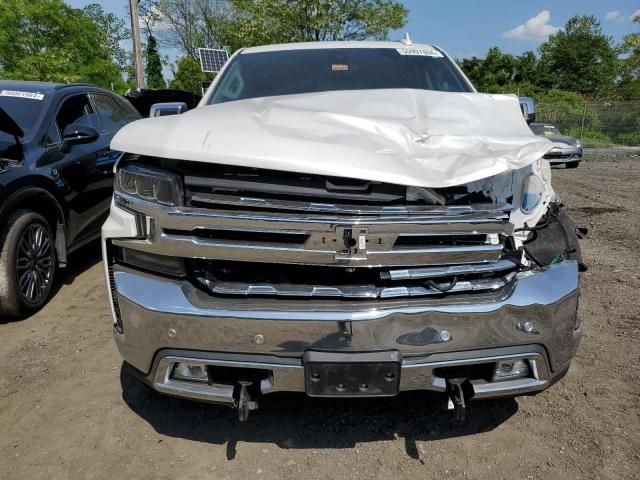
530,123,582,168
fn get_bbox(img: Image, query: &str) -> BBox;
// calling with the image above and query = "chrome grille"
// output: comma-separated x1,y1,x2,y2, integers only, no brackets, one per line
129,207,513,268
114,161,518,299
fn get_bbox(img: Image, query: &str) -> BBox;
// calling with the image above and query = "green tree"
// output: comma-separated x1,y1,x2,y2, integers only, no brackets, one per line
0,0,125,89
623,13,640,75
459,47,520,92
537,15,618,97
458,56,484,88
514,51,538,84
82,3,130,74
169,56,212,94
220,0,408,51
458,47,545,96
616,14,640,100
145,35,166,89
155,0,233,58
480,47,517,89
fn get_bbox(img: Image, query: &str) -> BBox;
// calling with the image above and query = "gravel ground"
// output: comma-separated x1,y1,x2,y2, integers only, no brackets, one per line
1,149,639,480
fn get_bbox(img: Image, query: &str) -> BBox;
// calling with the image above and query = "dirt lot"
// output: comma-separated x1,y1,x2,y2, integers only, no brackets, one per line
1,150,639,480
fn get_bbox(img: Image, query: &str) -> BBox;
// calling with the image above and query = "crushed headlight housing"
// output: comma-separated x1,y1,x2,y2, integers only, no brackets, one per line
116,164,182,206
521,173,543,214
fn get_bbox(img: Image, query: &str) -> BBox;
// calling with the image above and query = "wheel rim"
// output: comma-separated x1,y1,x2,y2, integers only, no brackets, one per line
16,223,54,304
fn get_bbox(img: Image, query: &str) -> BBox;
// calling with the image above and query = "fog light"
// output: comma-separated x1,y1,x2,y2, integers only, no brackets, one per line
493,359,530,381
172,362,208,383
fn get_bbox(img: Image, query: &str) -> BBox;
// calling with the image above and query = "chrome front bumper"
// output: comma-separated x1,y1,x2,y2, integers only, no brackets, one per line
111,260,581,402
145,347,561,407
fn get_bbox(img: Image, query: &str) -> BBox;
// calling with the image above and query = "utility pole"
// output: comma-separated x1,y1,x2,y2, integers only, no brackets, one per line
580,100,587,143
129,0,145,89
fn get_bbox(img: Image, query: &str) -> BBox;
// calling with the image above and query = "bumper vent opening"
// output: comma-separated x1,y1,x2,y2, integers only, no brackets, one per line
164,228,309,245
189,259,517,300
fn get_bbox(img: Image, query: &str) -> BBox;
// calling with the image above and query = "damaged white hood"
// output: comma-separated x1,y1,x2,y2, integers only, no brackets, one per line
112,89,552,188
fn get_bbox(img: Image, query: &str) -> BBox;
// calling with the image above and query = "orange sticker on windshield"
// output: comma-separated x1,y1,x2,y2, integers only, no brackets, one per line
331,64,349,71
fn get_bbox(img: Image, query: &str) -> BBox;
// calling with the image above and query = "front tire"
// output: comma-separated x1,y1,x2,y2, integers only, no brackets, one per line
565,161,580,169
0,211,57,317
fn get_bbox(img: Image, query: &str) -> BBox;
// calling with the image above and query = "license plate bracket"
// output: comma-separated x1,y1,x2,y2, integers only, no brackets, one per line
303,351,401,397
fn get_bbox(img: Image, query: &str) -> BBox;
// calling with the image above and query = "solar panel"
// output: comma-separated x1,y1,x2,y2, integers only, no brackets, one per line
198,48,229,73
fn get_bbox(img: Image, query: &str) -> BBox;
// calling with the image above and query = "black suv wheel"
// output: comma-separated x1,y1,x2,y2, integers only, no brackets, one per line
0,210,57,317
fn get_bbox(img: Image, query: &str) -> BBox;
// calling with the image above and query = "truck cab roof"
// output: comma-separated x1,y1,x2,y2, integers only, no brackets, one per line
241,40,442,54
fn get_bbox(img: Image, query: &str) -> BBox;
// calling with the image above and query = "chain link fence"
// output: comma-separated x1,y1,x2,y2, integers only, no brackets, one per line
535,101,640,147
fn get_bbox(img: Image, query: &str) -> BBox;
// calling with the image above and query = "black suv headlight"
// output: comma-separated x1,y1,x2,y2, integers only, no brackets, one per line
115,164,183,206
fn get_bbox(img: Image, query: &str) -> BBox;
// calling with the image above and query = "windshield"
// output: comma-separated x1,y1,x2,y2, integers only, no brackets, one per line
209,47,472,104
530,124,562,136
0,93,46,141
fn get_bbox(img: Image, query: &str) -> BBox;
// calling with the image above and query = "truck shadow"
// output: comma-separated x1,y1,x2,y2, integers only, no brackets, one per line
120,362,518,460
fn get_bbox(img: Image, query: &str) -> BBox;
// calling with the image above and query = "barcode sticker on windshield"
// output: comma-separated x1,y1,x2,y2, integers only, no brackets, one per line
0,90,45,100
396,47,443,58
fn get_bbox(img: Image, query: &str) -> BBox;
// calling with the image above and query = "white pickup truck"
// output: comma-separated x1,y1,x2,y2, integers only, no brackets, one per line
102,41,582,421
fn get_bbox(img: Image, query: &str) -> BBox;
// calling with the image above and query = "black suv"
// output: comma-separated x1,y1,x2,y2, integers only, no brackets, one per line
0,81,141,317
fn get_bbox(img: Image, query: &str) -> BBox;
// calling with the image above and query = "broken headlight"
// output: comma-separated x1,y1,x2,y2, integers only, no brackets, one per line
115,164,182,206
520,173,544,214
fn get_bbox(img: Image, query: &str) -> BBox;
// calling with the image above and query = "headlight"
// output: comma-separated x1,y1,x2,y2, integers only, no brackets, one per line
115,164,182,206
575,140,581,148
521,173,544,213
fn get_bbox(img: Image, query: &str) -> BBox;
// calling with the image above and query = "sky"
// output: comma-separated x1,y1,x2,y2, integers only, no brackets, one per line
68,0,640,79
393,0,639,58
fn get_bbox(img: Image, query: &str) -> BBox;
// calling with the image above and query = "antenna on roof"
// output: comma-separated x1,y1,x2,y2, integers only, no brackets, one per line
400,32,413,46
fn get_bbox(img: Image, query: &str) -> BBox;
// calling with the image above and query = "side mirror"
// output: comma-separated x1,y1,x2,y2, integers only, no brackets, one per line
60,123,99,152
149,102,188,118
518,96,536,124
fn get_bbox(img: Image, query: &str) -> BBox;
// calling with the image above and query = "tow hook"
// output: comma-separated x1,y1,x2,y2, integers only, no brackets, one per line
235,381,259,422
446,378,471,421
